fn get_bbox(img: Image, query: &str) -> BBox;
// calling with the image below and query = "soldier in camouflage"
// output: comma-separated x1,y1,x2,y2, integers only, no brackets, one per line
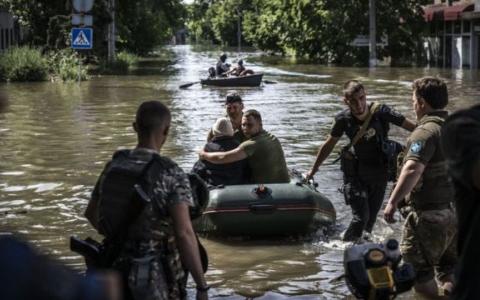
384,77,457,299
85,101,209,300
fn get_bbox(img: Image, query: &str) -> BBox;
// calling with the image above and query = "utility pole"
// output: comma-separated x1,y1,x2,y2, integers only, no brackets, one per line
107,0,116,63
369,0,377,68
236,7,241,53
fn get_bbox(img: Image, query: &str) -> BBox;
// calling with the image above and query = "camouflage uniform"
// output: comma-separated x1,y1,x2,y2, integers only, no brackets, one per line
92,148,194,300
399,111,457,284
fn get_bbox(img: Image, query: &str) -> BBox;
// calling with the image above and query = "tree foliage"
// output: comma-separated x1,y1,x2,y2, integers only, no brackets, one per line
0,0,185,56
187,0,429,65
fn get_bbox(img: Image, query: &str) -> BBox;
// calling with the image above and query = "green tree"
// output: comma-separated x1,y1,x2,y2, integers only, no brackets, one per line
188,0,429,66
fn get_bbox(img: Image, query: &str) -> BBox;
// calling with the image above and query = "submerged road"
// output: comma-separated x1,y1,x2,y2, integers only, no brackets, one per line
0,45,478,299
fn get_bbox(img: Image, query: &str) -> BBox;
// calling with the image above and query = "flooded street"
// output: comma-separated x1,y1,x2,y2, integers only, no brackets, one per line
0,45,478,299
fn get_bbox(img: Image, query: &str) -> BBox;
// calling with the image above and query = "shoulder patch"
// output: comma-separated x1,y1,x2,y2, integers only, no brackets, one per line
409,141,424,154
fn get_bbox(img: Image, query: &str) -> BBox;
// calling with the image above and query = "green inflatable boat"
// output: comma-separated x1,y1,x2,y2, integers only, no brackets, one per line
194,178,336,237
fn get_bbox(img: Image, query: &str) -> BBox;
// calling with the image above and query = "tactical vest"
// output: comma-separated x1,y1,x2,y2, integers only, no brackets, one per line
402,115,453,210
97,150,174,238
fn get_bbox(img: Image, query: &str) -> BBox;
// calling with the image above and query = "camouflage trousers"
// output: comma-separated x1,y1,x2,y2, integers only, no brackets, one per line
400,208,457,284
116,253,187,300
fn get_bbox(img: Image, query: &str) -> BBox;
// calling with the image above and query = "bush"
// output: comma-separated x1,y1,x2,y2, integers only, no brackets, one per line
48,49,87,81
0,47,48,82
101,51,139,74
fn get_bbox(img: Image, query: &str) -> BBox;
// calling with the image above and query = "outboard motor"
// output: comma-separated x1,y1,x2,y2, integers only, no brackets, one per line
344,239,415,300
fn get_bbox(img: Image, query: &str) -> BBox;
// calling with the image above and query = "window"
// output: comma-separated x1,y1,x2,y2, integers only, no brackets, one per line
462,36,470,67
454,21,461,34
463,20,471,34
446,21,453,34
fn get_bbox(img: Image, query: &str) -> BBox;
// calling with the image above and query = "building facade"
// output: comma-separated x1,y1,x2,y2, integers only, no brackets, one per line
423,0,480,69
0,8,20,51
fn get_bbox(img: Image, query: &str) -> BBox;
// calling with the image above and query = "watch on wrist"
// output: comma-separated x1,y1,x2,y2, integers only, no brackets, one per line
196,285,210,292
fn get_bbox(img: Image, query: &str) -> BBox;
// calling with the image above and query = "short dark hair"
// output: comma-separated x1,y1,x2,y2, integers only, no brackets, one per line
135,101,171,137
412,77,448,109
225,93,242,104
343,80,365,99
243,109,262,124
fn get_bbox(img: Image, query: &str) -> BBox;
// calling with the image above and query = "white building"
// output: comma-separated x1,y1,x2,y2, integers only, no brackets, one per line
423,0,480,69
0,8,20,51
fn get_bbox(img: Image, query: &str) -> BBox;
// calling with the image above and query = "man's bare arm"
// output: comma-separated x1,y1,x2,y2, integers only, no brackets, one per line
199,147,247,164
169,203,208,294
306,135,339,179
384,159,425,223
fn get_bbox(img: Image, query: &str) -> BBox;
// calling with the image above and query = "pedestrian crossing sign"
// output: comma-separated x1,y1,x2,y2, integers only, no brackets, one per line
71,28,93,49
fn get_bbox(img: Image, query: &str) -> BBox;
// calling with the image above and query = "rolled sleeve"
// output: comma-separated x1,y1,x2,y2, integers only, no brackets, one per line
379,104,406,127
165,166,194,207
239,140,256,157
330,116,345,138
405,130,436,164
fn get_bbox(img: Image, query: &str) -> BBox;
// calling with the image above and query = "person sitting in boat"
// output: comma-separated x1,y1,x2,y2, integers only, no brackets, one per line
200,109,289,184
208,67,216,79
216,53,230,77
226,59,254,77
193,117,249,186
207,93,247,143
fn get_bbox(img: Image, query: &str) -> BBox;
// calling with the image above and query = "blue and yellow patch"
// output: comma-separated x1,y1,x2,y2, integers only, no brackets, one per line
410,141,423,154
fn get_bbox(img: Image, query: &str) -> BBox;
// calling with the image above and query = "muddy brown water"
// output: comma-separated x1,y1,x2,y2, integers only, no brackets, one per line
0,45,478,299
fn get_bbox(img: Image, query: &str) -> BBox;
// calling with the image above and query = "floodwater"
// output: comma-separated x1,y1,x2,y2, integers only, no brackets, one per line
0,45,478,299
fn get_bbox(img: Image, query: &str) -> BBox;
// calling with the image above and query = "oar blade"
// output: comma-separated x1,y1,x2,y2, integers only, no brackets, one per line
263,80,277,84
179,81,199,89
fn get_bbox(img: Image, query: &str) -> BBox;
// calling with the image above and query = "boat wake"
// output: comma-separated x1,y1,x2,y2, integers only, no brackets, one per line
260,67,332,79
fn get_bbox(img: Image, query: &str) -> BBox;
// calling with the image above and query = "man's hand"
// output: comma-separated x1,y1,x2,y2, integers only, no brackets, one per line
198,149,206,160
305,169,316,181
383,202,397,223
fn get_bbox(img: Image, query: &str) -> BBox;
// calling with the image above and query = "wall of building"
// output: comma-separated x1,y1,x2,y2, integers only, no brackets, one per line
0,10,19,51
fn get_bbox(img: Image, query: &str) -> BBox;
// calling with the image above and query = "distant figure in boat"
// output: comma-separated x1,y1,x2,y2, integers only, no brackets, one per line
199,109,290,184
226,59,254,77
193,117,249,186
216,53,230,77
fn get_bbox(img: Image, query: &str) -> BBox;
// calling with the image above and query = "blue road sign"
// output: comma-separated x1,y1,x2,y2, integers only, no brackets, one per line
71,28,93,50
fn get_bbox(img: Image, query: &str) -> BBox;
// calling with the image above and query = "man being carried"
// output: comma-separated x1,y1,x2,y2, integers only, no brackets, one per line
384,77,456,299
200,109,289,184
85,101,209,300
193,117,249,186
306,80,415,242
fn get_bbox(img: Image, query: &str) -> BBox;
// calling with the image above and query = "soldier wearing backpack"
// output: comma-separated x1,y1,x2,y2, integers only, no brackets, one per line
84,101,209,300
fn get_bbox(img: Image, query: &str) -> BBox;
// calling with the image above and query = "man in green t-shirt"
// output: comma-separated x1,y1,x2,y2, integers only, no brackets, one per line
199,109,289,183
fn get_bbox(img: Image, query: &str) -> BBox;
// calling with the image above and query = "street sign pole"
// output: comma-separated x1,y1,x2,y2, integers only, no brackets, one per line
71,0,94,82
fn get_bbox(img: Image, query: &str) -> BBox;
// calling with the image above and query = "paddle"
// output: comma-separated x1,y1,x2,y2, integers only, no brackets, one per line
179,81,200,89
263,80,277,84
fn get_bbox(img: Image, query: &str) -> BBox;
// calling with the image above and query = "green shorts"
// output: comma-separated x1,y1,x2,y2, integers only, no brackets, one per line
400,208,457,284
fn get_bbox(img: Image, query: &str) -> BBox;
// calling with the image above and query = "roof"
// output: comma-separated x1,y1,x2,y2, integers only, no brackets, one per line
422,2,475,22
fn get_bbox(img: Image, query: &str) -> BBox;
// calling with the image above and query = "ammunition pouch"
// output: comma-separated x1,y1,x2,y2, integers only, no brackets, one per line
128,255,168,300
381,139,404,182
340,147,358,179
